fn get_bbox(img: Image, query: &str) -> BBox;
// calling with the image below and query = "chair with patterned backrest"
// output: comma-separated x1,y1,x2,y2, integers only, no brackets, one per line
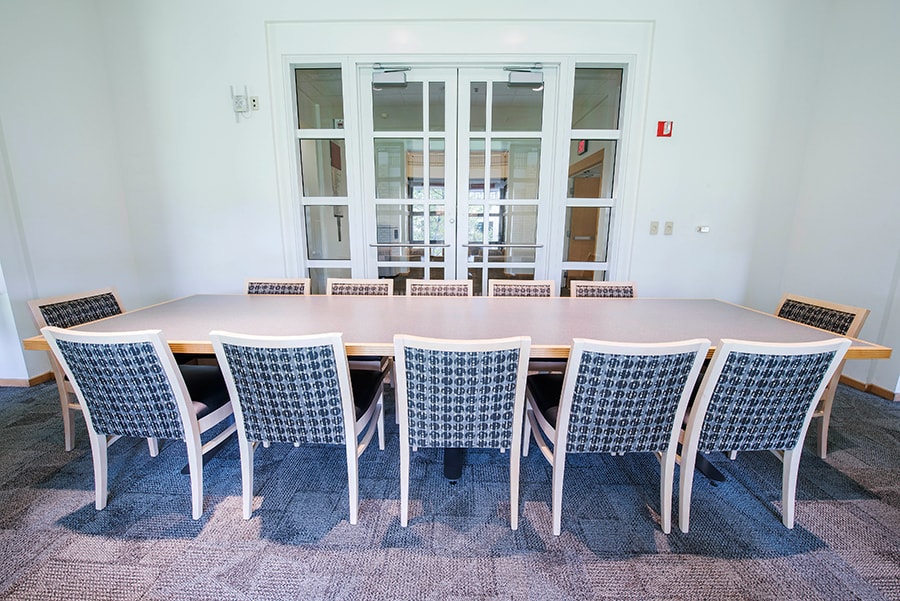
774,294,870,458
678,337,851,533
523,338,709,535
405,279,473,297
393,334,531,529
326,278,393,296
246,278,312,295
488,279,556,297
41,327,236,520
28,288,130,451
210,331,386,523
570,280,637,299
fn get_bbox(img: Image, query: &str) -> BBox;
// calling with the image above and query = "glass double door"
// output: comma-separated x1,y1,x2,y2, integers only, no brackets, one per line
361,66,556,295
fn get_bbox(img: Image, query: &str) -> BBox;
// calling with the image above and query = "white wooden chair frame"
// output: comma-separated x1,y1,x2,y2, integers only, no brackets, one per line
570,280,637,298
679,337,851,533
405,279,474,297
393,334,531,529
523,338,709,535
775,294,869,458
245,278,312,295
42,326,236,520
326,278,394,296
487,279,557,297
28,288,140,452
210,331,385,524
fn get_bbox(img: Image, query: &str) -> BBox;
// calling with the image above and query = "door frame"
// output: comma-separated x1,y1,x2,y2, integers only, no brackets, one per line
267,20,654,288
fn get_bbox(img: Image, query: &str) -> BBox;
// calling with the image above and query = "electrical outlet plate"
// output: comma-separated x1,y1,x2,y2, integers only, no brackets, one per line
250,97,259,110
664,221,674,235
649,221,659,235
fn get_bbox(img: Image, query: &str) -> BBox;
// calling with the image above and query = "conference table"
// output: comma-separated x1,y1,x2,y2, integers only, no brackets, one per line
23,294,891,479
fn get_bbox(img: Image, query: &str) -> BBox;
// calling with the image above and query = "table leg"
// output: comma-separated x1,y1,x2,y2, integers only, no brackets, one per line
444,448,465,480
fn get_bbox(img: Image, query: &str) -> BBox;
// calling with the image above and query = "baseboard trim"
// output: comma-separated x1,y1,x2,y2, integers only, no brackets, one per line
840,374,899,402
0,372,54,388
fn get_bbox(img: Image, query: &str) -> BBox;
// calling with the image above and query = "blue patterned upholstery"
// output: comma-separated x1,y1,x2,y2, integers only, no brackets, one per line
402,346,521,448
330,282,391,296
698,351,838,452
777,299,855,335
573,284,635,298
38,293,122,329
247,281,308,295
219,343,348,444
491,283,552,297
535,351,700,453
54,339,185,440
408,282,471,297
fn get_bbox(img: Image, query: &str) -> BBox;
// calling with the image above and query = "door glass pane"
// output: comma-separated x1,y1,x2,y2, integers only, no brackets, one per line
468,139,486,199
488,267,535,281
429,82,445,132
572,68,623,130
470,82,486,132
429,139,445,199
376,204,424,262
296,68,343,129
374,139,423,199
373,82,423,132
567,140,616,199
563,207,610,262
493,139,540,199
561,269,607,297
378,267,423,295
299,140,346,197
492,81,542,132
305,205,351,260
309,267,351,295
430,267,445,279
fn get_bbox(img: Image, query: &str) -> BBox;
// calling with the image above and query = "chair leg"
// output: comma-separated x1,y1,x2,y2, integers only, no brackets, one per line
782,448,803,528
550,451,566,536
239,437,255,520
377,398,386,451
660,449,676,534
89,433,109,510
678,445,699,533
147,437,159,457
400,442,410,527
509,444,521,531
185,439,204,520
346,443,360,525
61,389,75,452
522,409,532,457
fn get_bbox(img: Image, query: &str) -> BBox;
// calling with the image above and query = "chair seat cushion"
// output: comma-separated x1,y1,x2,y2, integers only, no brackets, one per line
350,368,386,419
179,364,230,419
526,373,564,426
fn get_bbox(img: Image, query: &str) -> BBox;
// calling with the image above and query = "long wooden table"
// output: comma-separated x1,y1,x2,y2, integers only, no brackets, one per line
23,294,891,481
21,294,893,359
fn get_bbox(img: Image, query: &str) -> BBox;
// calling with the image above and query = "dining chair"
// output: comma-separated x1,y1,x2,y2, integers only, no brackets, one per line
523,338,709,535
570,280,637,298
210,331,386,523
487,279,556,297
405,279,473,297
326,278,393,296
678,337,851,533
41,326,237,520
28,288,132,451
775,294,870,458
246,278,312,295
393,333,531,529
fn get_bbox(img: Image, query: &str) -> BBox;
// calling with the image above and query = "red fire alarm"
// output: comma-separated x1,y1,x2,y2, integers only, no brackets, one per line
657,121,673,137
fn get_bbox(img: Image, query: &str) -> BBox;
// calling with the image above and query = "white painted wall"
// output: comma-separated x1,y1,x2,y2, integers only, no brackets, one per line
0,0,897,392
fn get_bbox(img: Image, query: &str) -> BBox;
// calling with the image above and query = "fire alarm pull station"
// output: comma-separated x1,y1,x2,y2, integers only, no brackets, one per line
657,121,673,137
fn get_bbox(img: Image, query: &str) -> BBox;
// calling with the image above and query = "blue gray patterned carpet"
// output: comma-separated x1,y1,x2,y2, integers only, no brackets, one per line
0,381,898,600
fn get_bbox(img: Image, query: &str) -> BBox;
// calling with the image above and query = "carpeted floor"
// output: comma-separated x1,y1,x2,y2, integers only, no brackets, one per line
0,381,898,600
